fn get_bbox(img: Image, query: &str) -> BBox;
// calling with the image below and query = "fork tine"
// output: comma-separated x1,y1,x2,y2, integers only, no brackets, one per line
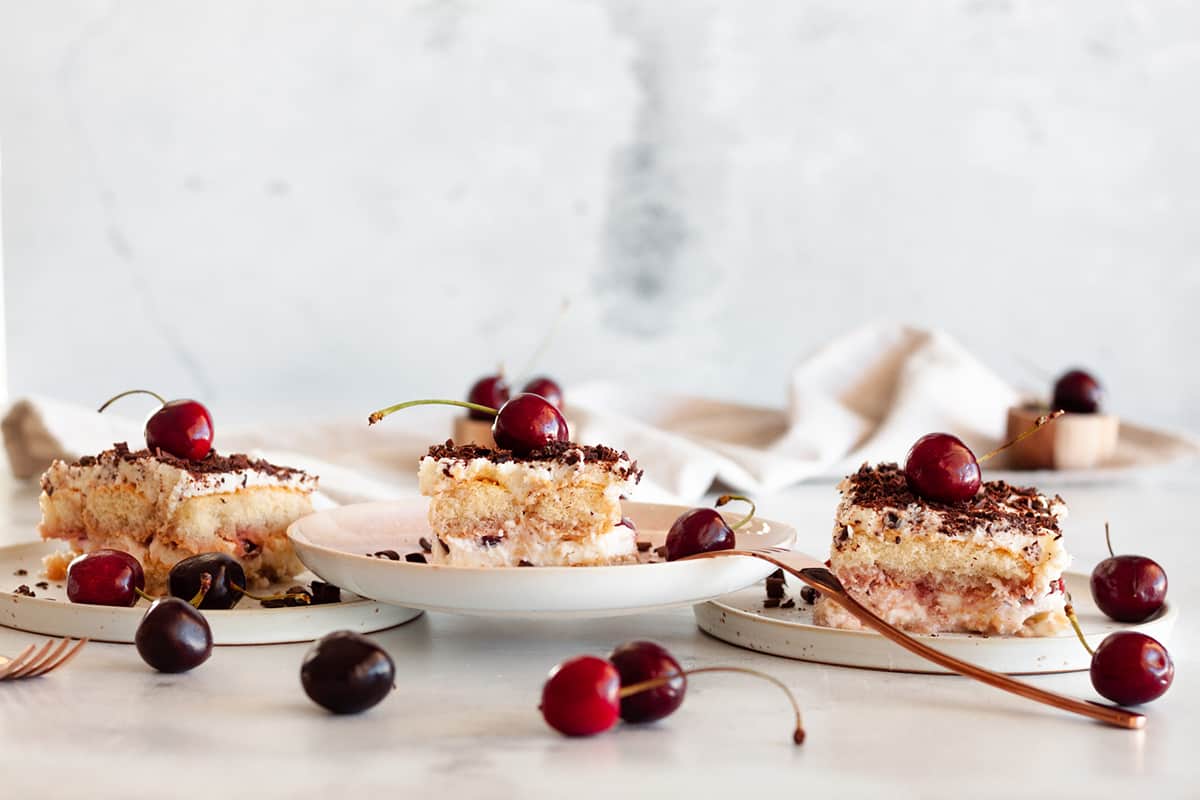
13,638,71,679
8,639,60,680
0,644,37,680
27,638,87,678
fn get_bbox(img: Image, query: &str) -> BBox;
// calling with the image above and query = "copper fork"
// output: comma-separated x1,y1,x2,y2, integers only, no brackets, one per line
0,637,88,681
684,547,1144,730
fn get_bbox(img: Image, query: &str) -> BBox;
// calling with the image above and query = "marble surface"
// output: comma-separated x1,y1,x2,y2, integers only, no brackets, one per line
0,465,1196,799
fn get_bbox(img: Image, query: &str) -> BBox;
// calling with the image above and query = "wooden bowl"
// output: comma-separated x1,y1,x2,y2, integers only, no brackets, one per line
1004,406,1119,470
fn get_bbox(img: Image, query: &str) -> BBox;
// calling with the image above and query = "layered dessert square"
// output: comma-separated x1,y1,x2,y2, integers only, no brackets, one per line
39,443,317,590
417,440,642,567
813,463,1071,636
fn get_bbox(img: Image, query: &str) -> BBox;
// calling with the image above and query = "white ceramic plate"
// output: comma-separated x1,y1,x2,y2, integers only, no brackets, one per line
0,541,421,644
694,571,1178,674
288,499,796,618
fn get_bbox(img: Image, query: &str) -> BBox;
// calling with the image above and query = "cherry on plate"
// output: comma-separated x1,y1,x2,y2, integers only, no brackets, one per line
66,549,145,607
168,552,247,610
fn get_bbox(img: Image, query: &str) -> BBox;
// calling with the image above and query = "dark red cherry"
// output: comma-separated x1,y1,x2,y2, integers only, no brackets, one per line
66,549,145,607
467,375,510,421
99,390,214,460
540,656,621,737
301,631,396,714
135,597,213,673
1091,555,1167,623
1090,632,1173,705
521,377,564,410
904,433,981,504
146,400,214,460
610,641,686,723
665,508,735,561
1053,369,1103,414
492,393,569,455
168,553,246,610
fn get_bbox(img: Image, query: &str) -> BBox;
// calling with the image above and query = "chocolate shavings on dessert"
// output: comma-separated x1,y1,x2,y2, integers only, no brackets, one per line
424,440,643,482
65,442,312,480
844,462,1064,539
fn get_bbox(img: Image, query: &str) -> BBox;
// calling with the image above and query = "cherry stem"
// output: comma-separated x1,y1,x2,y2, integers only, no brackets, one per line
619,666,805,745
187,573,213,608
978,410,1064,463
1063,596,1094,657
231,582,311,605
1104,522,1115,558
97,389,167,414
134,587,158,602
715,494,756,531
368,399,499,426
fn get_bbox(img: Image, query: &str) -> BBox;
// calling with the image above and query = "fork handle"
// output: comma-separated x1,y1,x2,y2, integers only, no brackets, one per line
689,549,1145,730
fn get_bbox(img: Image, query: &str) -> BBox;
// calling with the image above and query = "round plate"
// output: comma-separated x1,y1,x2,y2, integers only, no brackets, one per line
694,571,1178,674
288,499,796,618
0,541,421,644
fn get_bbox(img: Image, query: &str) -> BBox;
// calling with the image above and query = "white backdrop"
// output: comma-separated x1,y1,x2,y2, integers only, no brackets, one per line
1,1,1197,430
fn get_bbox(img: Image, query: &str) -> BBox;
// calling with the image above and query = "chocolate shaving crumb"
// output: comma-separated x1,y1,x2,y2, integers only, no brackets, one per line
405,553,427,564
763,597,780,609
310,581,341,604
781,598,796,609
418,537,433,554
800,586,819,605
636,541,652,553
13,569,27,576
765,570,786,599
34,581,48,590
374,550,401,561
14,584,35,597
479,535,503,548
653,545,668,559
518,560,534,567
437,538,449,554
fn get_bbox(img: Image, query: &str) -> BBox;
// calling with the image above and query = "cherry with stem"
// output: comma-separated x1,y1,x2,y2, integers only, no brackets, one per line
665,494,756,561
368,394,568,456
1063,597,1174,706
1090,522,1167,623
98,389,215,461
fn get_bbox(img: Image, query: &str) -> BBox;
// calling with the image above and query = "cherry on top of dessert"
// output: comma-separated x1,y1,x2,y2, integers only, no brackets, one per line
1052,369,1103,414
1090,523,1167,623
98,389,214,461
521,376,564,410
903,411,1063,505
466,375,510,421
368,392,568,456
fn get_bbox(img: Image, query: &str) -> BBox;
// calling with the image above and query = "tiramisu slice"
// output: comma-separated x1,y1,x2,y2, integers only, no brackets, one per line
813,463,1071,636
39,443,317,590
417,440,642,567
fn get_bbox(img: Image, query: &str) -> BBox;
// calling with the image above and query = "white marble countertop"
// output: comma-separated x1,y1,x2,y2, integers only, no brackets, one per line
1,466,1195,799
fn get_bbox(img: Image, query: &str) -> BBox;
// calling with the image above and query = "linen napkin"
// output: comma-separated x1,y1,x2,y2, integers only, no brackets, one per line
5,325,1197,504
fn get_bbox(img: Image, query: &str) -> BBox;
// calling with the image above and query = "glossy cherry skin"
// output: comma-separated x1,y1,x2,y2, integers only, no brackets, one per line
610,641,686,723
903,433,982,504
66,549,145,607
492,393,569,455
466,375,510,421
146,399,214,460
168,553,246,610
665,508,735,561
1052,369,1103,414
540,656,621,737
1089,632,1173,705
1091,555,1167,623
521,377,564,410
301,631,396,714
135,597,213,673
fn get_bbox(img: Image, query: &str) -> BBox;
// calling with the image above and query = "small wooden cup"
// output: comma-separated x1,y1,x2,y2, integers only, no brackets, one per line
1004,406,1119,470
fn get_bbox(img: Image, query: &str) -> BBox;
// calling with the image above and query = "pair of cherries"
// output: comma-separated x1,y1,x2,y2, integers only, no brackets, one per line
1064,524,1172,706
99,389,215,461
467,374,563,417
540,640,804,744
